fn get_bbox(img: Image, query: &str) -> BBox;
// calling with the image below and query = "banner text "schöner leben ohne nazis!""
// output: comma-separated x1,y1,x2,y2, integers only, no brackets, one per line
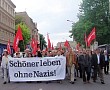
9,57,66,82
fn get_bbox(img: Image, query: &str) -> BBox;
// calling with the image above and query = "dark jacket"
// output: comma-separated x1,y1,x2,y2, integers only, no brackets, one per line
79,54,91,67
91,53,105,69
104,54,109,62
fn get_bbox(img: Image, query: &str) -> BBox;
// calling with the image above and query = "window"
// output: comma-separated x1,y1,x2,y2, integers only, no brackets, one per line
8,5,11,14
8,5,10,13
5,15,7,24
12,9,14,16
0,13,1,22
11,21,13,27
7,17,9,26
4,2,6,10
11,8,13,16
4,31,6,40
0,0,1,6
12,21,14,28
6,3,8,11
8,18,10,27
2,30,4,40
2,14,5,23
4,15,6,24
2,0,4,8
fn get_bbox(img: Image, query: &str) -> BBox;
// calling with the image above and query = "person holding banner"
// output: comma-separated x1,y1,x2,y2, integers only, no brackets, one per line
33,51,38,57
45,51,53,84
55,50,63,57
41,50,46,57
55,50,63,84
46,51,51,57
38,51,42,57
1,49,10,84
24,48,31,58
66,48,76,84
1,53,4,78
27,52,33,57
14,48,23,58
15,52,21,58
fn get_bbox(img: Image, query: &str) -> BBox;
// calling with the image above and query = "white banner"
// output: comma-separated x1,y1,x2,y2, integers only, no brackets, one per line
9,57,66,82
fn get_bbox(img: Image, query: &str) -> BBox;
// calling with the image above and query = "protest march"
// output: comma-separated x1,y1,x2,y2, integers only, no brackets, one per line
1,25,109,85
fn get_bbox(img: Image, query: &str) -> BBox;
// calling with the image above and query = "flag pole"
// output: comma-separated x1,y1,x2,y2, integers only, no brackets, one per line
85,32,87,49
86,40,87,49
23,40,25,51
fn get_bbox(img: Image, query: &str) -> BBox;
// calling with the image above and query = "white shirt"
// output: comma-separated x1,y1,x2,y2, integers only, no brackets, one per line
1,56,9,69
97,54,100,64
105,55,107,61
14,52,23,58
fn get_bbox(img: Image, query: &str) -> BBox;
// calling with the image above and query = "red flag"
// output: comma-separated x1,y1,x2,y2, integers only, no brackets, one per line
59,43,62,50
84,33,87,47
37,44,40,51
87,27,96,47
7,40,11,54
32,41,38,55
64,40,70,48
31,38,36,48
31,38,38,55
47,34,51,50
13,25,23,52
51,43,54,50
45,47,48,52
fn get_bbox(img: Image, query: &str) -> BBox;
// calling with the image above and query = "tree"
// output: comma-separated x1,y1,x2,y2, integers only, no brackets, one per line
15,23,31,51
39,34,47,50
70,0,110,46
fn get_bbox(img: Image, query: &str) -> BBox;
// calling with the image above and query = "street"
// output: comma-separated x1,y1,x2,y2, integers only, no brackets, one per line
0,68,110,90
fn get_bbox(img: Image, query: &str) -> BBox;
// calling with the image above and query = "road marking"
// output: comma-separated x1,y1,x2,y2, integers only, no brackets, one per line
39,88,43,90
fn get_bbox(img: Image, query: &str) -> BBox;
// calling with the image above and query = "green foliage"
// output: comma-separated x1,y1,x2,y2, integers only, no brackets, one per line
70,0,110,46
39,34,47,50
15,23,31,51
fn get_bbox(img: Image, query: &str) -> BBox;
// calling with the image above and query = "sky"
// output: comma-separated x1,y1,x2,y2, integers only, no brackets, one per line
11,0,82,46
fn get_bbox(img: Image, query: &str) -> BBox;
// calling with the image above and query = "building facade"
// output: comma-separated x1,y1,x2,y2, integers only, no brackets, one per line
15,12,39,41
15,12,39,50
0,0,16,59
56,41,77,50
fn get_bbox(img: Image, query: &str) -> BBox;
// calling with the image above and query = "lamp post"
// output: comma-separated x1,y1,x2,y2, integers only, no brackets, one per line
67,20,74,24
67,20,77,49
67,20,74,22
67,20,75,41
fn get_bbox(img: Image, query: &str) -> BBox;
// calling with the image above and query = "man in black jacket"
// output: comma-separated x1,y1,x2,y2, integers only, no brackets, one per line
104,50,109,75
79,50,91,83
91,48,105,84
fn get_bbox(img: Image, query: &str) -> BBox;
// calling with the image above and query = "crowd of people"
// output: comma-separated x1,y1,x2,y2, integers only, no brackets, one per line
1,47,109,84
